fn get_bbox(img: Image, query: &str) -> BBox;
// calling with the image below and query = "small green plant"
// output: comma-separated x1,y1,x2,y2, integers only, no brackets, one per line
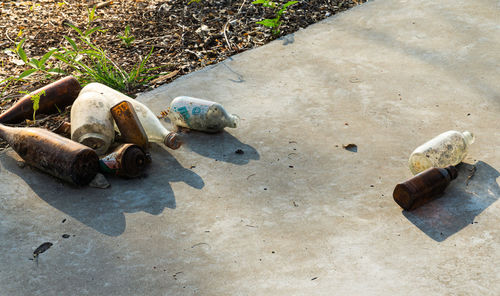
11,39,63,80
252,0,298,35
117,25,135,48
188,0,202,4
18,89,45,122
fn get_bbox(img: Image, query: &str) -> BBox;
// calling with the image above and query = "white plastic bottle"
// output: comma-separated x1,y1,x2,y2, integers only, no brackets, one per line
71,91,115,155
168,96,239,133
72,83,181,151
408,130,475,175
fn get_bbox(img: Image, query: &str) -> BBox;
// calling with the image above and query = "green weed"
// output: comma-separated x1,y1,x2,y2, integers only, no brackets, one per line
252,0,298,35
117,25,135,48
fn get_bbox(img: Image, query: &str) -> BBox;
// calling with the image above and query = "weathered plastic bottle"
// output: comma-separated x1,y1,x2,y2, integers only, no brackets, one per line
0,76,81,123
393,166,458,211
168,96,239,133
408,131,474,175
71,90,115,155
76,83,181,150
0,124,99,185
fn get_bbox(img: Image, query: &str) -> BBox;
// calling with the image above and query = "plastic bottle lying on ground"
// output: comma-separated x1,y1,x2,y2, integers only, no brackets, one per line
408,130,474,175
71,83,181,155
168,96,239,133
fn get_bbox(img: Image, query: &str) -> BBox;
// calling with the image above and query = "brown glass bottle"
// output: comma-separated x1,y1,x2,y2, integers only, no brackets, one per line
110,101,149,150
99,144,147,178
393,166,458,211
0,76,81,124
0,124,99,185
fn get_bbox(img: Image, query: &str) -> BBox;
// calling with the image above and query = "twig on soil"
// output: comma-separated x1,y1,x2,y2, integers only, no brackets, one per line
224,0,247,50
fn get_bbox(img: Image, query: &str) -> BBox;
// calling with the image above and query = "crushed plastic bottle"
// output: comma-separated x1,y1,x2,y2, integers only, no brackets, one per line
408,130,474,175
168,96,239,133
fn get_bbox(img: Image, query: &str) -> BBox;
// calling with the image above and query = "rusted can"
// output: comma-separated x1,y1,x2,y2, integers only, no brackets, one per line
0,124,99,185
99,143,147,178
110,100,149,150
0,76,81,123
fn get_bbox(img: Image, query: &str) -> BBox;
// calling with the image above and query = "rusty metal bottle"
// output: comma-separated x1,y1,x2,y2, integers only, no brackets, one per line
0,76,81,123
168,96,239,133
76,83,181,150
393,166,458,211
0,124,99,185
99,144,147,178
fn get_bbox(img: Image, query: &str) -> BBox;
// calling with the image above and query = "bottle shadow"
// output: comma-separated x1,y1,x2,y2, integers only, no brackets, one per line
0,145,204,236
180,130,260,165
402,161,499,242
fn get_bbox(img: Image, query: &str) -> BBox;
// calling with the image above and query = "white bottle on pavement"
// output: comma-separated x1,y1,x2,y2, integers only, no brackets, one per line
408,130,475,175
72,83,181,153
168,96,239,133
71,91,115,155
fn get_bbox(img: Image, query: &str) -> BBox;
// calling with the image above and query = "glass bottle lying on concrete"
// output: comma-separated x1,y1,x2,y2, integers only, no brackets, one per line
408,130,474,175
168,96,239,133
0,124,99,185
71,83,181,155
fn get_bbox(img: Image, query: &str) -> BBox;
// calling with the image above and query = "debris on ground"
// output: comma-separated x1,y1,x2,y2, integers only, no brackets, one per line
342,143,357,152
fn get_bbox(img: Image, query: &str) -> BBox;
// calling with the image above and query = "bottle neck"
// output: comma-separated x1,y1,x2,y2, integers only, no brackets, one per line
463,131,474,146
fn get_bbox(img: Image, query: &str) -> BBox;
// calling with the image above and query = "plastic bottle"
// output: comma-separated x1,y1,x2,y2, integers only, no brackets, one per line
0,124,99,185
408,130,474,175
0,76,81,124
71,90,115,155
74,83,181,150
393,166,458,211
168,96,239,133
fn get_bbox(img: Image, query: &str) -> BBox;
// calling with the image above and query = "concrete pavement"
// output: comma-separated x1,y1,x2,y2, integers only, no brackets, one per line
1,0,499,295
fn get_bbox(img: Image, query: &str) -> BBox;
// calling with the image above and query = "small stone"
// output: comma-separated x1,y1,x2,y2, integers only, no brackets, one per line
17,161,26,168
62,234,70,239
235,149,244,155
89,173,110,189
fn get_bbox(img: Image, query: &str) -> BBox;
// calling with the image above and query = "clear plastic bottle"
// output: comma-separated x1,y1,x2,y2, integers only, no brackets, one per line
71,90,115,155
74,83,181,150
408,131,474,175
168,96,239,133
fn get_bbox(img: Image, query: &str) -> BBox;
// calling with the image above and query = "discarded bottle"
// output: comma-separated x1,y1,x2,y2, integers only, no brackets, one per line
393,166,458,211
0,76,81,123
52,121,71,138
76,83,181,150
0,124,99,185
168,96,239,133
408,131,474,175
71,90,115,155
110,101,149,150
99,144,147,178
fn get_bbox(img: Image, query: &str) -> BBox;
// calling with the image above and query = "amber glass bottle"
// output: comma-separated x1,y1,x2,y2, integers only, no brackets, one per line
0,76,81,123
393,166,458,211
0,124,99,185
110,101,149,150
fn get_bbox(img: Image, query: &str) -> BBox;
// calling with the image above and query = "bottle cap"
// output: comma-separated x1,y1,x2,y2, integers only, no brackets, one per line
463,131,474,146
164,132,182,150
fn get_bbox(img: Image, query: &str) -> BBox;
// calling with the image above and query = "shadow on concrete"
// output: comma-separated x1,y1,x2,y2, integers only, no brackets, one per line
0,145,204,236
280,33,295,45
403,161,499,242
182,130,260,165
